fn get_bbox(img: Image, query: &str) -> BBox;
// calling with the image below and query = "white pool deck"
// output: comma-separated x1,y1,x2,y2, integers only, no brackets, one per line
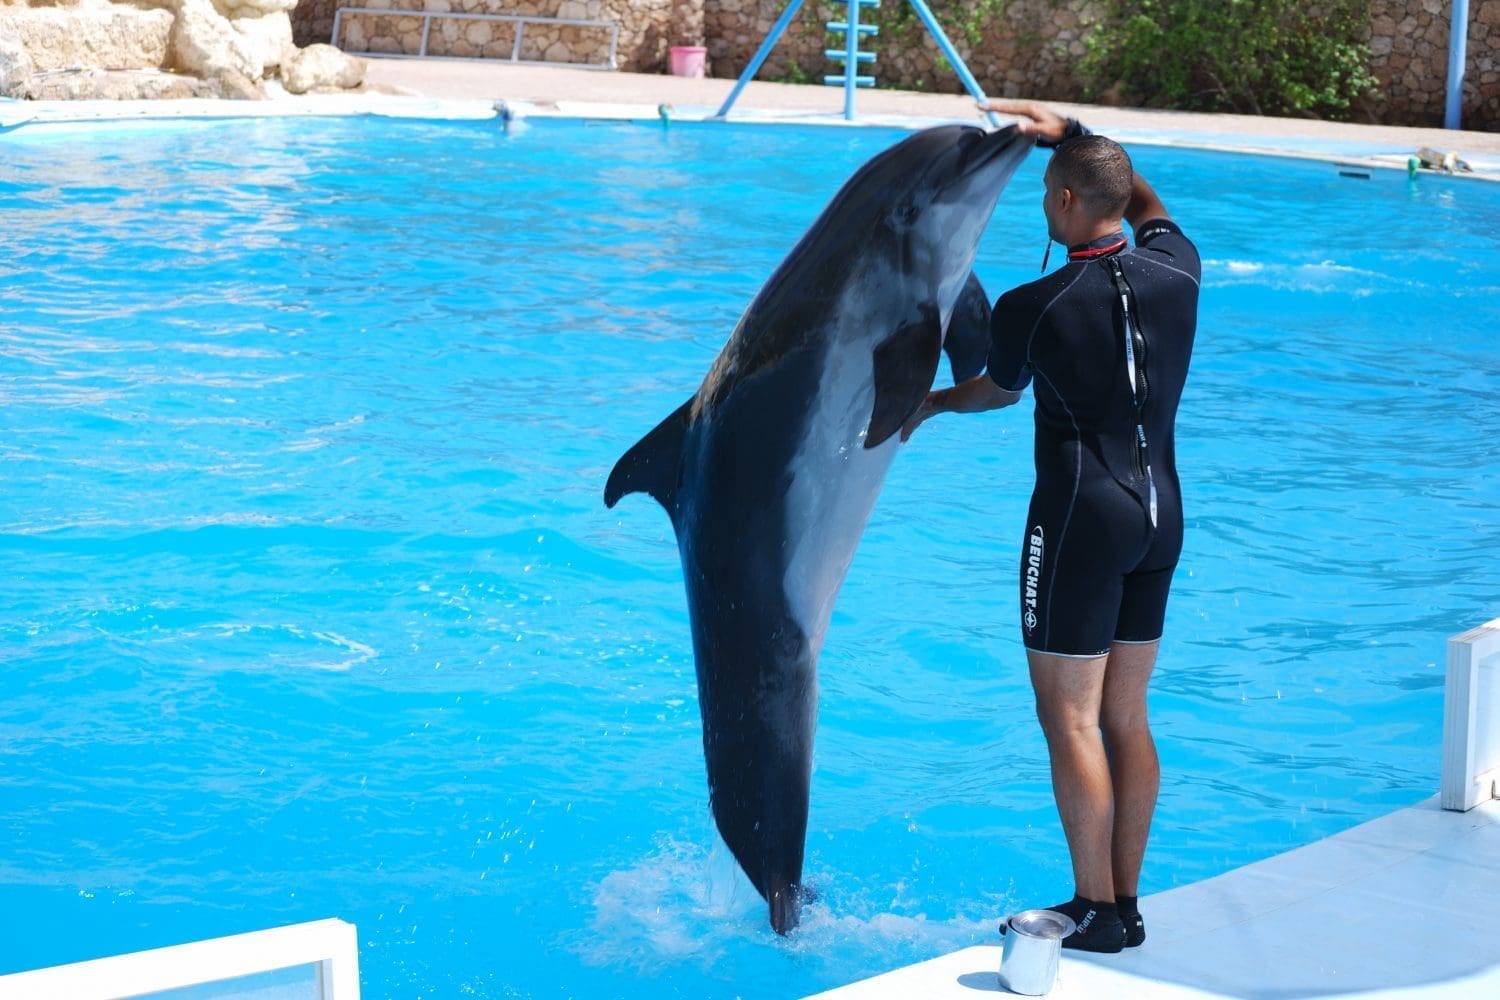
808,796,1500,1000
3,61,1499,999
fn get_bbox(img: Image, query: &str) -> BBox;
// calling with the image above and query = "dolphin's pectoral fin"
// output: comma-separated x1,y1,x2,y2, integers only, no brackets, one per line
603,397,692,514
944,272,992,384
864,306,944,448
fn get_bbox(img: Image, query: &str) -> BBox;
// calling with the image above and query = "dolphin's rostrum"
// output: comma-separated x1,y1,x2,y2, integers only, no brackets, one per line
605,124,1034,934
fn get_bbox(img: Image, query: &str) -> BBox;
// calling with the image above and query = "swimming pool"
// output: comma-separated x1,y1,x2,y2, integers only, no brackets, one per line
1,114,1497,998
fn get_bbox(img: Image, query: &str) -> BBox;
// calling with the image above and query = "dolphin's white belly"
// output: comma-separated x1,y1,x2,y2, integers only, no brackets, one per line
781,302,946,654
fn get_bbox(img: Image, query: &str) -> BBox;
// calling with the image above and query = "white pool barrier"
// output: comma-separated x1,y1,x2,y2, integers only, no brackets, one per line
1442,616,1500,812
0,917,359,999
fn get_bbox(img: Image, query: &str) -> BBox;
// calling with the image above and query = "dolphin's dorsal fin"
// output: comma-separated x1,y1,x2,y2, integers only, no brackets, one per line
604,398,693,514
944,272,991,384
864,306,943,448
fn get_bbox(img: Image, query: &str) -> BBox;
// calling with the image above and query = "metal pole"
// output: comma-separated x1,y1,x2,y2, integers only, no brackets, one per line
844,0,859,120
715,0,808,119
1445,0,1470,129
904,0,1002,127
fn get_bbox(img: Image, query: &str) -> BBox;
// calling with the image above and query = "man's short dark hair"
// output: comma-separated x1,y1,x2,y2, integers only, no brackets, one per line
1050,135,1133,218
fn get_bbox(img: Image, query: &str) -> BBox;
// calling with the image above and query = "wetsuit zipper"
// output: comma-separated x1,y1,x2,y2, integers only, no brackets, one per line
1132,323,1149,410
1107,255,1150,486
1130,321,1150,483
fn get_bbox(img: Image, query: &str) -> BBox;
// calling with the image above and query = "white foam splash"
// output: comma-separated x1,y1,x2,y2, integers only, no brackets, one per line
1206,257,1388,295
581,830,1005,981
171,622,377,672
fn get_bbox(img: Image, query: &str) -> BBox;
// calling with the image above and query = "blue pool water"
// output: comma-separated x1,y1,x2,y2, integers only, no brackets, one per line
1,115,1497,997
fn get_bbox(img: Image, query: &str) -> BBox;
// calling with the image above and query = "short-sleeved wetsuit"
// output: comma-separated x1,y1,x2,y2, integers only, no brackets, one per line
988,218,1200,657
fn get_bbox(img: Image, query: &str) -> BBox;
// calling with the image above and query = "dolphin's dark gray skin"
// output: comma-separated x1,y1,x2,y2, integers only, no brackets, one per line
946,271,995,382
604,124,1034,935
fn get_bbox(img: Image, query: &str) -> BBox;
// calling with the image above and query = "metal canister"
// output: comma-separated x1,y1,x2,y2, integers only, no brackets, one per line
998,908,1076,995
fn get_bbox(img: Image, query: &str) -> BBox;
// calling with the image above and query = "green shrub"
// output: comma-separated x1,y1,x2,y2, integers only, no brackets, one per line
1079,0,1379,120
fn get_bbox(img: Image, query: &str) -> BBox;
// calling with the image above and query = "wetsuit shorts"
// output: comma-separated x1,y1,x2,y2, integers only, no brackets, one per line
1017,463,1183,657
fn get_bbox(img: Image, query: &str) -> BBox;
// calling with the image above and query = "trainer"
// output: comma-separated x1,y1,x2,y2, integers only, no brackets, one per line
902,99,1201,953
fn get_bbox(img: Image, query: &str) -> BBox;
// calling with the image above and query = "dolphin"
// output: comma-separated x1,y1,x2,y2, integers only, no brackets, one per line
604,124,1034,934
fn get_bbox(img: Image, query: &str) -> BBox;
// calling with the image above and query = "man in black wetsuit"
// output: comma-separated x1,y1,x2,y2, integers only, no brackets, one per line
903,99,1201,953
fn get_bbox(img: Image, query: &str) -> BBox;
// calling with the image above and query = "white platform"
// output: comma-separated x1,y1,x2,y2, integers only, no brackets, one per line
0,918,359,999
808,795,1500,999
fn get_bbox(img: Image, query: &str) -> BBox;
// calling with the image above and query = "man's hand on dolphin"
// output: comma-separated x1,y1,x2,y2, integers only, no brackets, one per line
901,376,1024,443
979,99,1073,146
900,394,937,443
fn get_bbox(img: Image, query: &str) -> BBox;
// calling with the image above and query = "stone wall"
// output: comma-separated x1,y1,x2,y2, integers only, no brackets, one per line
298,0,679,69
698,0,1105,104
1369,0,1499,127
291,0,1500,129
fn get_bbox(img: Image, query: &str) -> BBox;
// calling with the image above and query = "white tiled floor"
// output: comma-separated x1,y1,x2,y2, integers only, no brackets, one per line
808,796,1500,999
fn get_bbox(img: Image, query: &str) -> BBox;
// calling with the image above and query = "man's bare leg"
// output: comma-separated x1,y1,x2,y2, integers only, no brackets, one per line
1027,650,1112,901
1099,639,1160,898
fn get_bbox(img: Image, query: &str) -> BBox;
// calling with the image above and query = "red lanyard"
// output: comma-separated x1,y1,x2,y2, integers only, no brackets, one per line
1067,236,1128,261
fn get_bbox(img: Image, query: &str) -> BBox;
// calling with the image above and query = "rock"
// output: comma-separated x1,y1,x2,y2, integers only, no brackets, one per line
0,6,174,73
218,0,299,15
206,66,265,98
280,42,365,93
26,67,213,100
232,9,294,75
172,0,258,79
0,33,35,99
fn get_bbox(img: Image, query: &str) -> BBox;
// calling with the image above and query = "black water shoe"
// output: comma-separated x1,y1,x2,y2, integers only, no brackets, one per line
1047,894,1126,953
1116,895,1145,948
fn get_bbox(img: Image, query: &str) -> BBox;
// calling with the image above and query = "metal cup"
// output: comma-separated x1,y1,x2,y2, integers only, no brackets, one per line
998,908,1076,995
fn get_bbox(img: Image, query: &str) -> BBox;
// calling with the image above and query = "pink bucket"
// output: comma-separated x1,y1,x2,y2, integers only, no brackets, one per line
669,46,707,78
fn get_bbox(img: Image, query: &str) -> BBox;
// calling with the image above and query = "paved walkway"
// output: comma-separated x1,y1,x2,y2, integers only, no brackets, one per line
359,60,1500,179
9,58,1497,180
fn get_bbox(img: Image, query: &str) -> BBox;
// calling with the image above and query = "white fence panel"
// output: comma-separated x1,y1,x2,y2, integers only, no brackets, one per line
1442,617,1500,811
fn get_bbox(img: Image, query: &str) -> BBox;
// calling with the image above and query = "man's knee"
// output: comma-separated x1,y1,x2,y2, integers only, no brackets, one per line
1035,698,1103,748
1100,701,1149,735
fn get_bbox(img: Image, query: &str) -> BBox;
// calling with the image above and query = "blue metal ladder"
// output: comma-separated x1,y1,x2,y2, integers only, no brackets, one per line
825,0,879,121
714,0,1002,126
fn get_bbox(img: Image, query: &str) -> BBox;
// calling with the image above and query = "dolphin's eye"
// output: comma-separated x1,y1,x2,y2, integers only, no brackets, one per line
898,203,920,225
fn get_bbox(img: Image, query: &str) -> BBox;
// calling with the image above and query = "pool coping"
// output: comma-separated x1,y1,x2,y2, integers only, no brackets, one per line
5,70,1500,186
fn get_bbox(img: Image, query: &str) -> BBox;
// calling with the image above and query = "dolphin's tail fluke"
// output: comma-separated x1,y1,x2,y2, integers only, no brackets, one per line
701,646,814,935
711,781,811,936
767,874,802,935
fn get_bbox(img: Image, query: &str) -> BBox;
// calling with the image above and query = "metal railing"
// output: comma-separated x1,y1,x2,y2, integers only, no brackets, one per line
331,6,619,71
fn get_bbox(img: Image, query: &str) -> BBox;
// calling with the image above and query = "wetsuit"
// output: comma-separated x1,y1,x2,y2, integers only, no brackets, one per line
988,219,1200,656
